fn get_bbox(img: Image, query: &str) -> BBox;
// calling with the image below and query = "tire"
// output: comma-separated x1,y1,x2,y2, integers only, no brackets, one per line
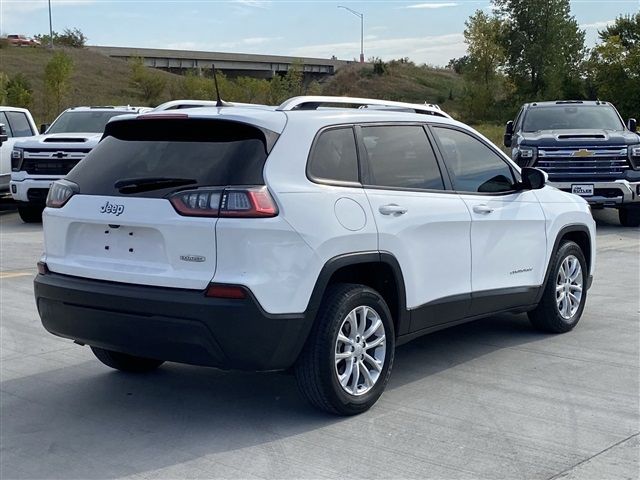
528,241,588,333
91,346,164,373
619,206,640,228
18,205,43,223
295,283,395,415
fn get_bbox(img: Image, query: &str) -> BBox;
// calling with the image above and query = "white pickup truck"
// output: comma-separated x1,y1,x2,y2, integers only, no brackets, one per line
0,106,38,193
10,106,149,222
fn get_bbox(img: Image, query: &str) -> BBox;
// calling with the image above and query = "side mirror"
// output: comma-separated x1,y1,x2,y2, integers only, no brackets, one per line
40,123,50,134
0,124,8,146
520,167,546,190
503,120,514,148
628,118,637,132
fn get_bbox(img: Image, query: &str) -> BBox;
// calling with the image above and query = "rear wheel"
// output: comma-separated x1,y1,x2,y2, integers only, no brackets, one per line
91,346,164,373
295,283,395,415
619,206,640,227
17,205,43,223
528,241,587,333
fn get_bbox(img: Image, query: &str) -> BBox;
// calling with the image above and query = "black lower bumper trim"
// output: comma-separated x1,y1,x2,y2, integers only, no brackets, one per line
34,272,311,371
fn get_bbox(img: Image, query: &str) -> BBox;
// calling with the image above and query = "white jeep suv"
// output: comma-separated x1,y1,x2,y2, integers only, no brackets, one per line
34,96,596,415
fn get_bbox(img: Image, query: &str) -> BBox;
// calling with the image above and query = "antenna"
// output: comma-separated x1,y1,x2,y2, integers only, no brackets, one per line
211,64,229,107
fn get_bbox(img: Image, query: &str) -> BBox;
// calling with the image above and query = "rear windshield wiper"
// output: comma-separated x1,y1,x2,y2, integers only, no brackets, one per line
115,177,197,194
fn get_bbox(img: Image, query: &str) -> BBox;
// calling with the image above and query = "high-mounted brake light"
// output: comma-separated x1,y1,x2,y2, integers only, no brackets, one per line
169,186,278,218
137,113,189,120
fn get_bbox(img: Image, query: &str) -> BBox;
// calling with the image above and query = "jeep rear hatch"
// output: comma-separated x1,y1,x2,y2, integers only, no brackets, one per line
43,118,278,290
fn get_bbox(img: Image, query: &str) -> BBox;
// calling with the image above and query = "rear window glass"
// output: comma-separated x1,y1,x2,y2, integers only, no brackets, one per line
66,119,272,197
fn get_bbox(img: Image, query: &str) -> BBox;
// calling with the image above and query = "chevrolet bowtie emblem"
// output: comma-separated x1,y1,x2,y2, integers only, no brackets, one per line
572,149,594,157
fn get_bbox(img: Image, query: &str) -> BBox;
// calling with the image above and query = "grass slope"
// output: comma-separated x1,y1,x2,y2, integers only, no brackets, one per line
0,47,180,123
321,62,464,117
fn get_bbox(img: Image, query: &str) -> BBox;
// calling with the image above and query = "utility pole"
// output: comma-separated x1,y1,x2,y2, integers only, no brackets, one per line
48,0,54,48
338,6,364,63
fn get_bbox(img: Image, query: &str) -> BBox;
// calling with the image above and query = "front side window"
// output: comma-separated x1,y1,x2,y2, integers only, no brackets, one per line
6,112,33,137
433,127,515,194
361,125,444,190
47,111,131,134
308,127,359,183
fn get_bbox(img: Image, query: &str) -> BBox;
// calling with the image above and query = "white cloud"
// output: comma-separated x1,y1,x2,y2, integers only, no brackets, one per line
232,0,271,8
220,36,282,49
290,33,465,66
580,20,615,29
405,2,458,9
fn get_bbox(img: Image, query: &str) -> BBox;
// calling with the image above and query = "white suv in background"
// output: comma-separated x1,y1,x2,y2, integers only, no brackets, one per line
0,106,38,193
34,96,596,415
10,106,149,222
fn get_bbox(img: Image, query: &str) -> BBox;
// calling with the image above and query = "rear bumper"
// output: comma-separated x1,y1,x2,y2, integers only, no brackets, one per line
34,272,312,371
550,180,640,207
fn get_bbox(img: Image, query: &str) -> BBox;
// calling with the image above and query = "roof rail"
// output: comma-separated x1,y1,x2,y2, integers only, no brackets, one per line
277,96,451,119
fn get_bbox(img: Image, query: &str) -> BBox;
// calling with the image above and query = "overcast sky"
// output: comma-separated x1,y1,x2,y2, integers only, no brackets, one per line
2,0,639,66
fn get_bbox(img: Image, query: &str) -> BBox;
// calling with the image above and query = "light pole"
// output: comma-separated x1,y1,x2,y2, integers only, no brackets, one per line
338,6,364,63
48,0,53,48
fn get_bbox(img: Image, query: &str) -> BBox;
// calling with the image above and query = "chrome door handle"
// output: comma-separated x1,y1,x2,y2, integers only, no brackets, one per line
473,204,494,214
379,204,407,215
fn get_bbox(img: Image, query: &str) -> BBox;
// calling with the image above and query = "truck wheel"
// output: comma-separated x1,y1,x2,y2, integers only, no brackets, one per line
528,241,588,333
91,346,164,373
17,205,43,223
619,206,640,227
295,283,395,415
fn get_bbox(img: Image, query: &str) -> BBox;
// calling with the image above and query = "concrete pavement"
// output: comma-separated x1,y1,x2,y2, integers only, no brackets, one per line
1,209,638,479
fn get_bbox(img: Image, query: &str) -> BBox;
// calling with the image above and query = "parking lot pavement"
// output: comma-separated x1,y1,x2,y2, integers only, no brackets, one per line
0,209,638,480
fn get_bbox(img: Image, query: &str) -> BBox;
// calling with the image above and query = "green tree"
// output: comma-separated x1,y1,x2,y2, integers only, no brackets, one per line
587,14,640,120
181,70,214,100
460,10,507,121
130,57,166,106
44,51,74,116
494,0,586,99
0,72,8,104
34,28,87,48
6,74,33,108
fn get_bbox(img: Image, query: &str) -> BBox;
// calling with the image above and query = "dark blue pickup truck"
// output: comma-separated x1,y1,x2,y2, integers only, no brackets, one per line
504,100,640,227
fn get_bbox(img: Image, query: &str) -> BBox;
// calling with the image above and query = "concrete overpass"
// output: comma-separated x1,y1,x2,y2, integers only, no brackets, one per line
89,46,354,79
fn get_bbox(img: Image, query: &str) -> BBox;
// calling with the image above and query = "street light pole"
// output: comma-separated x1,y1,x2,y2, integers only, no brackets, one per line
48,0,53,48
338,6,364,63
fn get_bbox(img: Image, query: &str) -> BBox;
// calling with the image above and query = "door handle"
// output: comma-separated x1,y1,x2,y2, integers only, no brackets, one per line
379,204,407,216
473,204,494,214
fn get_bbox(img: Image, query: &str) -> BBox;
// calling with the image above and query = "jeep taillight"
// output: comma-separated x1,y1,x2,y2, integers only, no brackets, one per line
169,186,278,218
46,180,78,208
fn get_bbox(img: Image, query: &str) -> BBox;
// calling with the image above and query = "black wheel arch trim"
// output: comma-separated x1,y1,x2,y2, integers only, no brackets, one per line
304,251,410,336
535,224,593,304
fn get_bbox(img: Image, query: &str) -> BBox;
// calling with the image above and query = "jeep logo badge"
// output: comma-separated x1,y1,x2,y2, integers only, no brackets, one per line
99,201,124,216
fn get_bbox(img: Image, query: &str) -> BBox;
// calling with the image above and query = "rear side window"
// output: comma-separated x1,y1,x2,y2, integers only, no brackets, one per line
66,119,273,197
361,125,444,190
6,111,33,137
433,127,514,193
308,127,359,183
